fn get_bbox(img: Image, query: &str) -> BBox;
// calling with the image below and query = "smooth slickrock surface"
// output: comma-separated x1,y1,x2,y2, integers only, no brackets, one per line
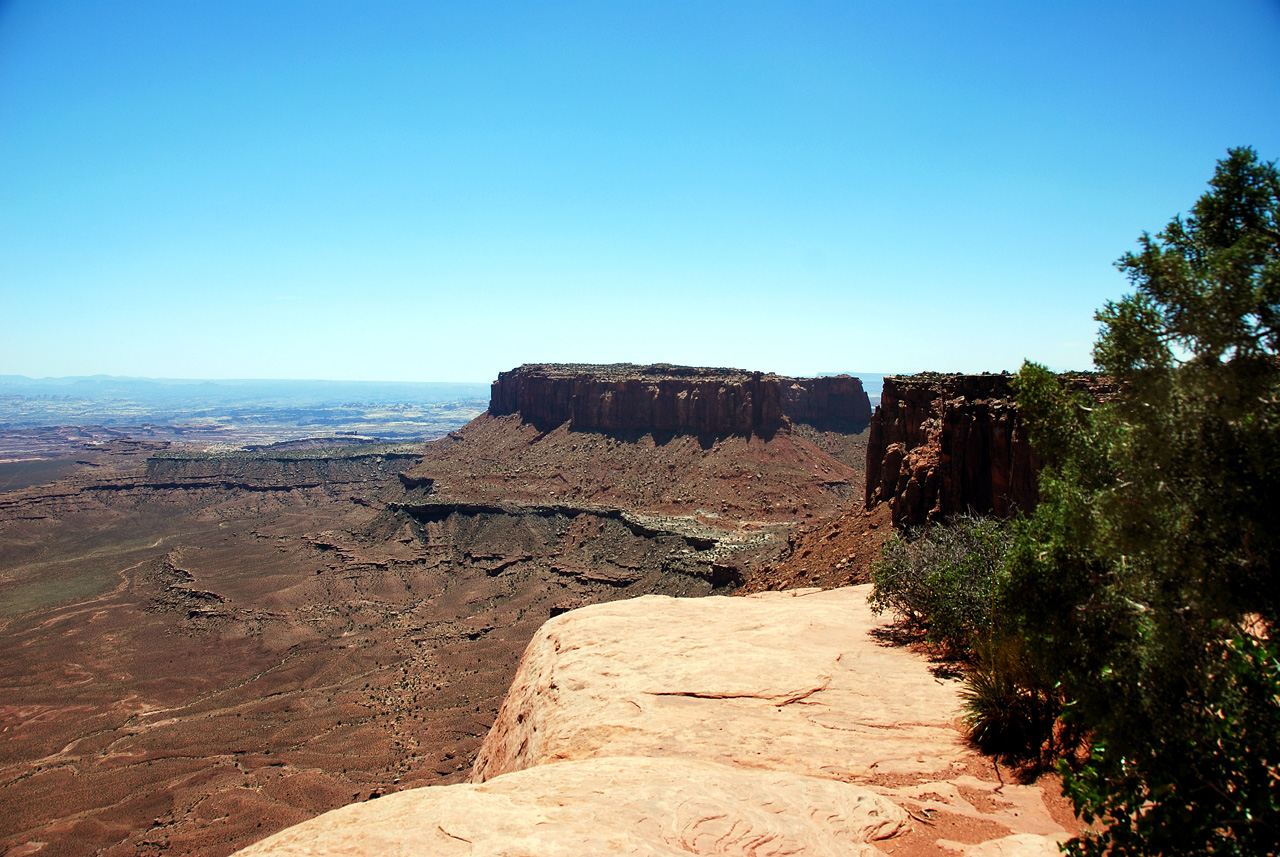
472,585,1078,853
237,586,1080,856
473,586,968,783
963,833,1072,857
236,755,908,856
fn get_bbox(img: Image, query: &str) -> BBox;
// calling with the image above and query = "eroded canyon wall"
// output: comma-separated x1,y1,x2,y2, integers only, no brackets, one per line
489,364,871,436
864,374,1030,527
864,372,1115,527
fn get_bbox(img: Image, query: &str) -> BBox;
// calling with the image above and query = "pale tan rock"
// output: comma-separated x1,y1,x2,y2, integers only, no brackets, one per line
873,775,1067,837
239,584,1079,855
474,585,969,784
965,833,1071,857
236,755,908,856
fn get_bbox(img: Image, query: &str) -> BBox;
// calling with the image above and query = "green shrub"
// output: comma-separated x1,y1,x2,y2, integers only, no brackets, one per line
869,513,1010,656
961,636,1059,763
1057,631,1280,857
870,514,1061,761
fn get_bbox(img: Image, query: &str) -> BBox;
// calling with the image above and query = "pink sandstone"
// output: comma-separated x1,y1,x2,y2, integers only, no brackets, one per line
238,586,1075,856
237,755,907,856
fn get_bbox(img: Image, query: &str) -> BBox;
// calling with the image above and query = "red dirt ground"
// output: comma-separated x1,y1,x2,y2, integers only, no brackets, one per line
0,418,873,856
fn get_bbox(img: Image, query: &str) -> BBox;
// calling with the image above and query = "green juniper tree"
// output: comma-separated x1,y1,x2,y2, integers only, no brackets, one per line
1008,148,1280,855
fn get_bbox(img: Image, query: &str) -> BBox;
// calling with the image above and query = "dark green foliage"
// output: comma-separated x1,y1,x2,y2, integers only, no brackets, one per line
1007,147,1280,855
960,637,1060,763
1062,633,1280,856
869,513,1010,656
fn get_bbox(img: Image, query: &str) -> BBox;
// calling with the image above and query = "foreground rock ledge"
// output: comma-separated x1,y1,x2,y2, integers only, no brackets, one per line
474,587,966,783
237,755,907,856
239,587,1073,856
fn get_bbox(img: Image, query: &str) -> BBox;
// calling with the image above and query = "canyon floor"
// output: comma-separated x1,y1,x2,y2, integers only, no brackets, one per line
1,415,888,857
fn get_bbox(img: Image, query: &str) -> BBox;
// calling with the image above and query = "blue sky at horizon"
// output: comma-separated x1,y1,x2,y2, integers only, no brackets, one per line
3,1,1278,384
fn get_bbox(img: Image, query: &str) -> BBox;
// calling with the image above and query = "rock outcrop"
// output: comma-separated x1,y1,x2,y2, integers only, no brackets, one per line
472,587,968,784
238,756,908,857
489,363,871,436
780,373,875,432
240,586,1079,856
864,373,1112,527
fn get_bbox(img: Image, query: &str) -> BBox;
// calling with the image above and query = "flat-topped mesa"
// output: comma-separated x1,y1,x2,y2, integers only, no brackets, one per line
865,372,1114,527
779,374,873,433
489,364,871,436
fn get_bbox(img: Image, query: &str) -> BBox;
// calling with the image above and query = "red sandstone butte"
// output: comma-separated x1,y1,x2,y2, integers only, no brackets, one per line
489,363,872,436
864,372,1113,527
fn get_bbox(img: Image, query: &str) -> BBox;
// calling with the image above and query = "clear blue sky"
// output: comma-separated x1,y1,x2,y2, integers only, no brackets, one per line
3,1,1278,383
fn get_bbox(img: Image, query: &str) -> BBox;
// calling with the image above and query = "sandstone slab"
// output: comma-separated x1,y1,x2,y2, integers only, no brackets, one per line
237,755,907,856
236,585,1080,856
473,586,968,784
964,833,1071,857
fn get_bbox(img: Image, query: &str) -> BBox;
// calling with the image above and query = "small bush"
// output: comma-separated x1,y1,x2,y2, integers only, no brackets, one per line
870,514,1060,761
961,637,1060,763
869,513,1010,656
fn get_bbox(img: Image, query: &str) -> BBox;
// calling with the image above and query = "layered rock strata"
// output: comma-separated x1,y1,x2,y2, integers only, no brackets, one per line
489,363,872,436
144,447,422,490
864,373,1112,527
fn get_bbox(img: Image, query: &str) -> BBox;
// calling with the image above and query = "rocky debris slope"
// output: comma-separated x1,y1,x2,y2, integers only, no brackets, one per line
384,497,757,588
393,412,863,529
864,373,1112,527
490,363,872,436
742,501,893,592
240,586,1078,856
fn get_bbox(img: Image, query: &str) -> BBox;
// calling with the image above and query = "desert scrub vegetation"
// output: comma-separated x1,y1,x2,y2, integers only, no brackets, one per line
869,515,1059,764
869,513,1009,657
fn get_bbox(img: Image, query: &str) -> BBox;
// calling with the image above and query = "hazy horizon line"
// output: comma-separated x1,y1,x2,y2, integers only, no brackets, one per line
1,369,901,386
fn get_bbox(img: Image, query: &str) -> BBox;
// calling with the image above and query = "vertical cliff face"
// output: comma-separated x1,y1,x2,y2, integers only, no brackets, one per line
865,373,1114,527
779,375,874,432
864,374,1033,528
489,364,870,436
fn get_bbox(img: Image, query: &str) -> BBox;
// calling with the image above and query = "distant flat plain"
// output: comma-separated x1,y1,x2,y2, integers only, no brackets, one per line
0,376,490,466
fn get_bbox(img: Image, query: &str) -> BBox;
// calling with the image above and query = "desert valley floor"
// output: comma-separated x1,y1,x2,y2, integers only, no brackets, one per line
0,404,886,856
